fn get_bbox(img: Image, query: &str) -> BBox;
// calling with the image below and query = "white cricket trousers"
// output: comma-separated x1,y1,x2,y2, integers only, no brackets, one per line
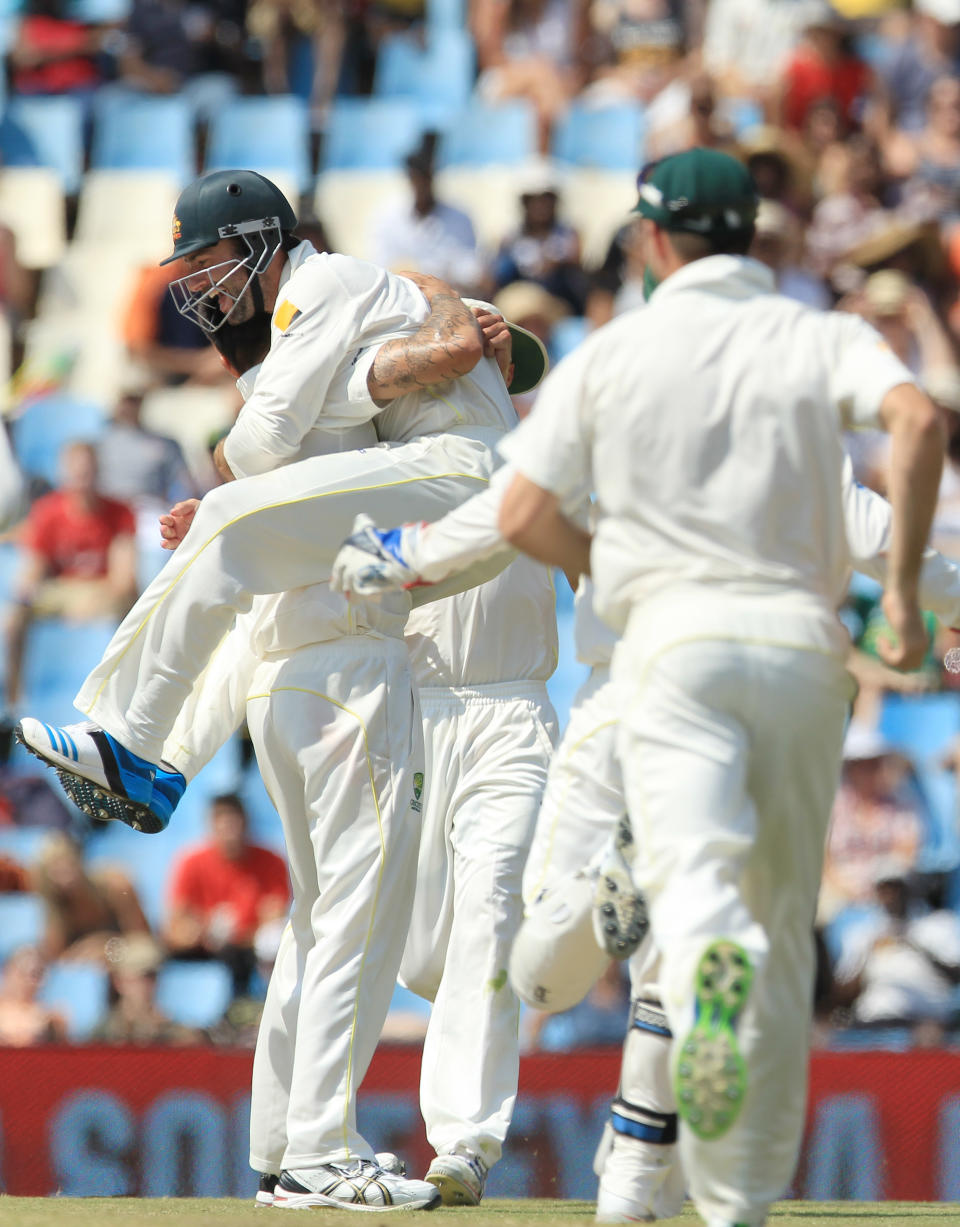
615,630,852,1227
400,682,557,1169
245,633,424,1171
75,433,497,764
515,664,659,1006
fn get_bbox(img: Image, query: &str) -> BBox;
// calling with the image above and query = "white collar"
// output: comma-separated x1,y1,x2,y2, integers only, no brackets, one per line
650,255,776,304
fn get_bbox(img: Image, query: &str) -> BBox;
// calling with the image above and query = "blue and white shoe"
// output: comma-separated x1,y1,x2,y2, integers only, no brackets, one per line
425,1152,487,1206
15,717,181,834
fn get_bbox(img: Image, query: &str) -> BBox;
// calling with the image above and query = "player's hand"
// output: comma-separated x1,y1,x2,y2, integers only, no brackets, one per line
471,305,512,379
330,513,425,599
878,589,929,672
159,499,200,551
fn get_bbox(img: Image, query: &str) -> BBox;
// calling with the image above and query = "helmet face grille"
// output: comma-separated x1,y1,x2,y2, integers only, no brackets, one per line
167,228,283,334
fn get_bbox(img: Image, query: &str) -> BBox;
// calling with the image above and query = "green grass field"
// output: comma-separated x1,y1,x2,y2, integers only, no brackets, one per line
0,1201,956,1227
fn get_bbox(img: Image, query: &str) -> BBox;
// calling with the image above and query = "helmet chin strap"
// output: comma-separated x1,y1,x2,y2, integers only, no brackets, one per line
250,272,266,317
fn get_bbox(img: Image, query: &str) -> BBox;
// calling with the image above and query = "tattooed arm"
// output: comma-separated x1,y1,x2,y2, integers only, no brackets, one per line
367,272,484,404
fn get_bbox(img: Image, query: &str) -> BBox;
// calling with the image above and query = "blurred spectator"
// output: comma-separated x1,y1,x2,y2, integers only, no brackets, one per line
31,832,151,964
702,0,840,109
588,215,646,325
806,137,894,281
163,793,290,995
206,914,283,1047
493,280,570,416
750,199,830,307
369,134,488,294
104,0,194,95
96,387,196,514
122,263,225,388
4,441,137,711
831,864,960,1044
185,0,252,81
0,715,74,830
492,159,588,313
873,0,960,136
583,0,689,106
819,725,926,922
0,946,67,1046
887,73,960,226
472,0,588,152
8,0,105,98
741,125,815,214
777,5,870,135
524,960,629,1050
247,0,345,122
644,71,739,160
93,933,202,1045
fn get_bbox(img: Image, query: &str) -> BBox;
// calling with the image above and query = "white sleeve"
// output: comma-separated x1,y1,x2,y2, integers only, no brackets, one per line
0,423,24,532
223,266,372,478
499,341,594,500
411,466,514,583
828,313,918,431
843,456,960,626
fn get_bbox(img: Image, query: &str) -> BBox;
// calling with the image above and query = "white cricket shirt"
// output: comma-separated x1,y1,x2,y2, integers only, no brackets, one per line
504,255,918,658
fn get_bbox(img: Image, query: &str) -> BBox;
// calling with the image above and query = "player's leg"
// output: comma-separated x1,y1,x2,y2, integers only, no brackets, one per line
245,635,438,1209
250,921,298,1197
510,669,628,1011
18,434,496,826
618,637,850,1227
417,685,556,1202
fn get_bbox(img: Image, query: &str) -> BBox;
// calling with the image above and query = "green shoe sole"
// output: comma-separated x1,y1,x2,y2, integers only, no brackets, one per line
675,939,753,1141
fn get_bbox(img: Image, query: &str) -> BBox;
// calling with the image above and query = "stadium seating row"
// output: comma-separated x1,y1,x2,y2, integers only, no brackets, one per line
0,91,647,197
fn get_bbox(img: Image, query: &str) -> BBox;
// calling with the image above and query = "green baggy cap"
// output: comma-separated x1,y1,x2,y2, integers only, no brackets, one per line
634,148,759,239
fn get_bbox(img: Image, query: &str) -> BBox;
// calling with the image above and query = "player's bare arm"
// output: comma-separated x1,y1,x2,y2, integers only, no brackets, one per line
499,471,591,579
878,381,945,670
368,272,484,403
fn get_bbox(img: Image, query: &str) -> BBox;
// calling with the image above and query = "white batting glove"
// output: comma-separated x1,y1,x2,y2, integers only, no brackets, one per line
330,514,426,599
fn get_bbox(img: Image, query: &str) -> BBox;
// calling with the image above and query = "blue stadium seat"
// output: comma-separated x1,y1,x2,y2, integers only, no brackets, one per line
156,959,233,1028
321,99,423,171
11,392,106,487
879,692,960,765
437,102,537,167
551,103,645,172
90,94,195,182
40,960,109,1040
0,893,45,961
205,95,312,193
0,97,85,194
21,619,116,709
374,30,475,127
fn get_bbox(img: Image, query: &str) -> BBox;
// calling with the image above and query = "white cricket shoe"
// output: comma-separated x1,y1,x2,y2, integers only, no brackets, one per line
595,1123,678,1223
592,816,649,960
425,1152,487,1205
274,1160,441,1211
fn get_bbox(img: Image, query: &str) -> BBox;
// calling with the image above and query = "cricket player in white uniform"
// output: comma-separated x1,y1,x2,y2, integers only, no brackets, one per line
15,170,519,834
493,149,943,1227
339,149,945,1227
335,453,960,1223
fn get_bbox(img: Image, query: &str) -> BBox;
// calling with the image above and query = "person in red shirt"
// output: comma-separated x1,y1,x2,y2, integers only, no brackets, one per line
5,439,137,709
164,793,290,994
778,7,871,136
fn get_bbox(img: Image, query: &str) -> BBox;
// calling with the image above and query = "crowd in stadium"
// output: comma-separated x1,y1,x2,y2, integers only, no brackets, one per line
0,0,960,1056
